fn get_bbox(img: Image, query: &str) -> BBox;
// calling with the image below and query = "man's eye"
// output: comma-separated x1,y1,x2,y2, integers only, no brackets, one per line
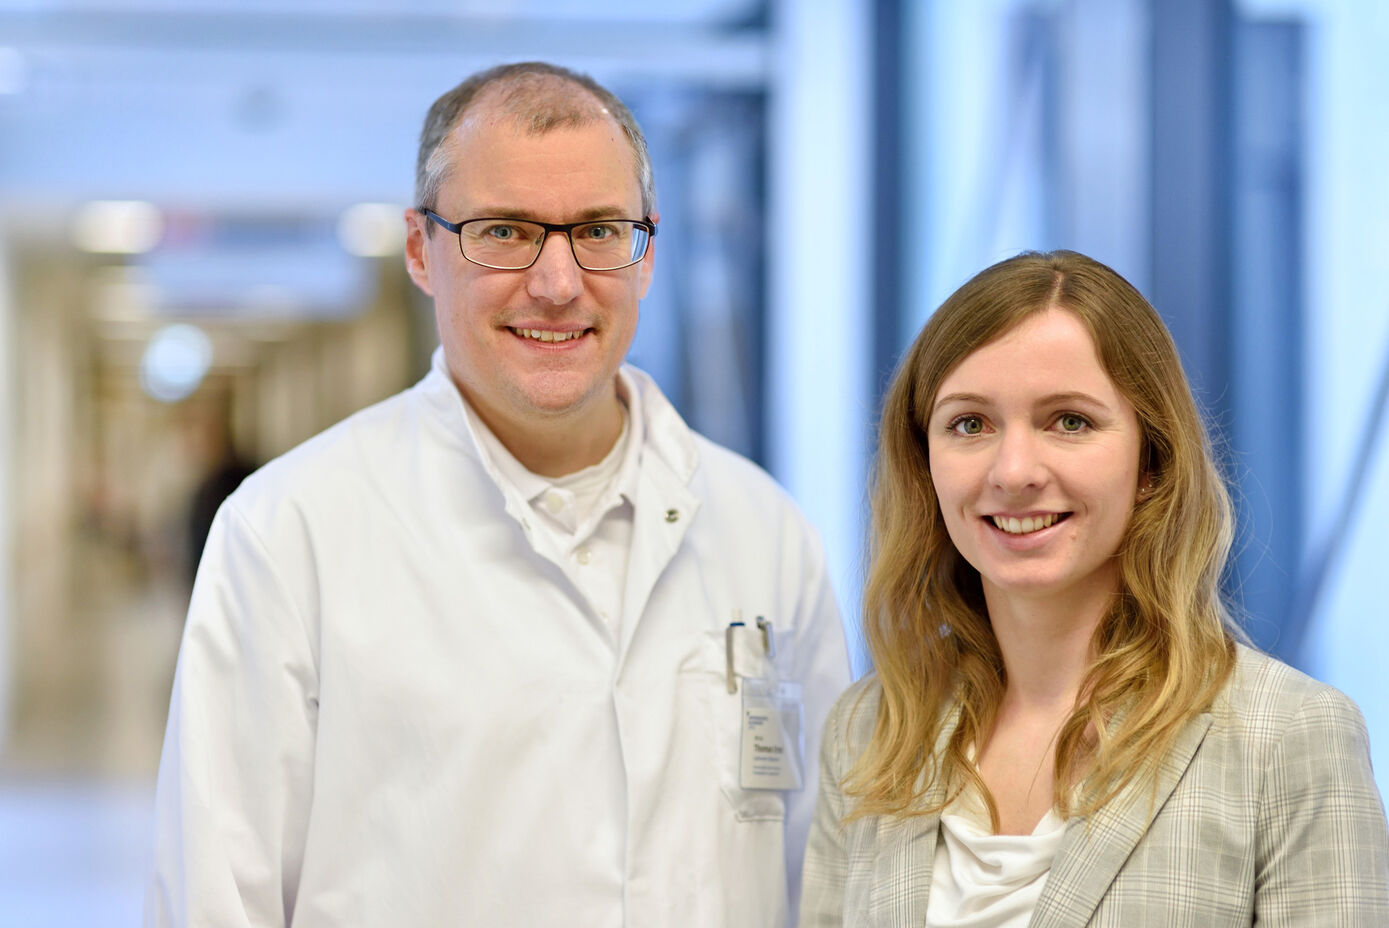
580,223,617,241
1057,413,1090,432
471,223,538,244
948,416,984,436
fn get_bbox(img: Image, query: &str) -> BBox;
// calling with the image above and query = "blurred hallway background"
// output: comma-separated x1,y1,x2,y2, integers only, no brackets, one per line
1,1,1386,922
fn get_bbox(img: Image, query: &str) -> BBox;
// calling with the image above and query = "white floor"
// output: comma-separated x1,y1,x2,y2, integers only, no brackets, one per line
0,545,181,926
0,778,153,926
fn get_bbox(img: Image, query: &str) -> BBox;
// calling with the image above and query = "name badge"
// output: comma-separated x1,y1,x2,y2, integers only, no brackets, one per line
740,678,805,790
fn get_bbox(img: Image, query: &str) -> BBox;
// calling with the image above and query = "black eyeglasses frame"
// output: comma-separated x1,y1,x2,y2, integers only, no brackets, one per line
418,208,657,272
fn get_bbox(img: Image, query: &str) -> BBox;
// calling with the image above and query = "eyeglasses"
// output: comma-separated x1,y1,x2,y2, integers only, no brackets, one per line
419,209,657,271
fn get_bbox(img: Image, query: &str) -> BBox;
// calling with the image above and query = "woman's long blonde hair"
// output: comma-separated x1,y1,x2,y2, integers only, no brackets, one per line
845,250,1238,828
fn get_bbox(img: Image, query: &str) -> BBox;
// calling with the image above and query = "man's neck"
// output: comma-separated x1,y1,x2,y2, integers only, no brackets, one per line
469,392,626,478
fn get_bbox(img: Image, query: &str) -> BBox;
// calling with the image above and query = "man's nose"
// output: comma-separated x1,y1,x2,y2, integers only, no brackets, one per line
525,232,584,305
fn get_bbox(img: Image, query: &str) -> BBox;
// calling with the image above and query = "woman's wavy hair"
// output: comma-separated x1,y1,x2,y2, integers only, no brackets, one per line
845,250,1239,828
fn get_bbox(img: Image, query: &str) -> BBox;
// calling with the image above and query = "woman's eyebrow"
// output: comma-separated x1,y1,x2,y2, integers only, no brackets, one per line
931,392,990,415
1035,391,1110,410
931,390,1113,416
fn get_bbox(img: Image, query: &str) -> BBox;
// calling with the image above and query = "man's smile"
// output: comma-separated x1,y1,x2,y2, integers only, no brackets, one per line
507,326,591,344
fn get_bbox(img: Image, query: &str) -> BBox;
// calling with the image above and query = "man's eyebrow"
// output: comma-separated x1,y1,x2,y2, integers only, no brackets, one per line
464,206,634,222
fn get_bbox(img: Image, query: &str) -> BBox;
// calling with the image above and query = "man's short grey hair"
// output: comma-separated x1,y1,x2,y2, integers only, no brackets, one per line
414,61,655,227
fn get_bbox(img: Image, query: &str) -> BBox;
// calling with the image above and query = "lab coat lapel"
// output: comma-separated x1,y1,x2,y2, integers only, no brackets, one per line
615,454,698,668
1029,712,1213,927
613,366,701,668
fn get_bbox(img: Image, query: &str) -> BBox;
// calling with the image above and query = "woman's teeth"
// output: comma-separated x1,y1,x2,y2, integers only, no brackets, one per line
991,513,1060,535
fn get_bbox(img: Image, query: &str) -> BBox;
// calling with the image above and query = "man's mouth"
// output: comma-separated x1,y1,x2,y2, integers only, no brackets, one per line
508,327,588,344
989,513,1070,535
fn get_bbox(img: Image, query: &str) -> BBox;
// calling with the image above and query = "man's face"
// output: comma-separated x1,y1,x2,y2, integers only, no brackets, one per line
404,112,654,447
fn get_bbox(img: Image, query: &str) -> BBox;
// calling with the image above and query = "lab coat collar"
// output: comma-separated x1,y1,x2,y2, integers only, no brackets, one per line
420,347,698,488
419,348,701,548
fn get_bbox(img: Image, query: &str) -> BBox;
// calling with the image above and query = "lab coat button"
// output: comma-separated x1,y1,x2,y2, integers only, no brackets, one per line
576,547,592,565
665,508,679,523
544,491,565,514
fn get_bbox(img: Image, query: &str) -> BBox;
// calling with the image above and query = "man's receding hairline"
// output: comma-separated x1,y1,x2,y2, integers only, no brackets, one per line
433,77,623,171
463,75,614,133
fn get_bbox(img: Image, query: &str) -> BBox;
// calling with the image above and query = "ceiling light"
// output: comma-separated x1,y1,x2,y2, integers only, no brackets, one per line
72,201,165,254
337,202,405,258
140,324,212,403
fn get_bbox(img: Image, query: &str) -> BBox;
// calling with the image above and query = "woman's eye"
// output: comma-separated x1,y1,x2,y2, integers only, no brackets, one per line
949,416,985,436
1057,413,1090,432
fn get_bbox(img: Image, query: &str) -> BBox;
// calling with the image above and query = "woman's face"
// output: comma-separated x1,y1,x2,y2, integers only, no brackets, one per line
927,308,1143,609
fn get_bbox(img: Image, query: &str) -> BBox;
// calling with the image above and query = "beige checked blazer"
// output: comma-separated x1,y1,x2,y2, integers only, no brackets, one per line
800,646,1389,926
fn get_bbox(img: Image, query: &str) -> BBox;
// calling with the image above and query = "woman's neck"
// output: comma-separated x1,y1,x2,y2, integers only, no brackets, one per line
975,580,1118,834
981,576,1118,709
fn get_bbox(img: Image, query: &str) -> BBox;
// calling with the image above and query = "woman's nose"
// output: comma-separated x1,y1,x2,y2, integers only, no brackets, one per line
988,428,1047,493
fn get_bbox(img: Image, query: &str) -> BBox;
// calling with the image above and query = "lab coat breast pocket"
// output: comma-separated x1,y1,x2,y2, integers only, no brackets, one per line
701,625,798,822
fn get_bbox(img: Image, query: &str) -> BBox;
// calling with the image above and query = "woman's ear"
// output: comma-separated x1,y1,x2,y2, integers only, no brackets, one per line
1137,441,1158,499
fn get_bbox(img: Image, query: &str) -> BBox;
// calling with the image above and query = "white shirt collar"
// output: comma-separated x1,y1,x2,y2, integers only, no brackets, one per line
444,359,645,536
422,346,690,498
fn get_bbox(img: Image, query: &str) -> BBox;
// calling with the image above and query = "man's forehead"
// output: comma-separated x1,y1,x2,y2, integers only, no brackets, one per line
432,129,640,225
459,80,612,132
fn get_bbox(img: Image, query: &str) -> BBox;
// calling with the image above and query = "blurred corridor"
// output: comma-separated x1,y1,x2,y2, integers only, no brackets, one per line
0,216,424,922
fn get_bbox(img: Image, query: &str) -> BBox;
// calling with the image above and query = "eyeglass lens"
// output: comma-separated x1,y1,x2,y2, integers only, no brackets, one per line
459,220,650,270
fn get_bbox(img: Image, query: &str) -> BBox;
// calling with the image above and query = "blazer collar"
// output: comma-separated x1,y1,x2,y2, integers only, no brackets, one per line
1029,710,1214,927
864,699,1214,927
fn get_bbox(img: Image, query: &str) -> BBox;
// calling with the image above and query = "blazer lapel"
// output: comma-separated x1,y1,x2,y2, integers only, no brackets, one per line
868,704,962,927
869,811,939,927
1029,712,1213,928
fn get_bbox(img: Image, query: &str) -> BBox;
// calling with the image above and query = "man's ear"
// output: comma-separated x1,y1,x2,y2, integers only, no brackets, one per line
637,209,659,299
403,208,435,297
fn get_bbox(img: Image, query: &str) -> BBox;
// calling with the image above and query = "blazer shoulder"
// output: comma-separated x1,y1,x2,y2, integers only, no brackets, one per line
1223,645,1367,731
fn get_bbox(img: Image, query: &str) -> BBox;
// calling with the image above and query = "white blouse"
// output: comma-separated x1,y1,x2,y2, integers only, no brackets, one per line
926,792,1067,928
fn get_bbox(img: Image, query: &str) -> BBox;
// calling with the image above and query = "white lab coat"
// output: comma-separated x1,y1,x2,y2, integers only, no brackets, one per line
147,354,851,927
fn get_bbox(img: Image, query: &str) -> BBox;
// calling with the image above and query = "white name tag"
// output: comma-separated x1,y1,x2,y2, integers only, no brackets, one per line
740,678,805,790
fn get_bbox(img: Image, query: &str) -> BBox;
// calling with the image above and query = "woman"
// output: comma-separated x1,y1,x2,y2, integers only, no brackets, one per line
800,251,1389,926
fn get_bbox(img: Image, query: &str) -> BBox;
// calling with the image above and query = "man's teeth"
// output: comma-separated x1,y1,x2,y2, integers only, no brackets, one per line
516,328,583,343
991,514,1060,535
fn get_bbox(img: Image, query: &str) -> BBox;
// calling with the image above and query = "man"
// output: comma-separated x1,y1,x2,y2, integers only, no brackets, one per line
147,62,850,927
